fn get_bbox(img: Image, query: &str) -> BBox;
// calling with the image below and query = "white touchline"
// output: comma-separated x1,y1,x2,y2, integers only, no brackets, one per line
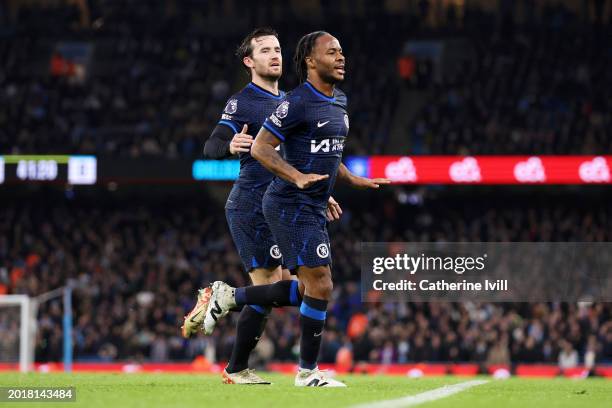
348,380,489,408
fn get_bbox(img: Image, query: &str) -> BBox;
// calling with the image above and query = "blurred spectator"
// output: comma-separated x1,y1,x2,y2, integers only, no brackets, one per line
558,340,579,369
486,338,511,368
584,335,598,372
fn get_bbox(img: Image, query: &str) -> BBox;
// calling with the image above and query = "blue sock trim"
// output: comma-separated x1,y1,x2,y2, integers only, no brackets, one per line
299,360,317,370
300,302,326,321
290,281,299,306
247,304,269,315
235,287,247,306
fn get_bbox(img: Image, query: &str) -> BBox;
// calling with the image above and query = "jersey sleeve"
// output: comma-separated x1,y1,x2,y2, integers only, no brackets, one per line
262,94,304,141
217,95,246,134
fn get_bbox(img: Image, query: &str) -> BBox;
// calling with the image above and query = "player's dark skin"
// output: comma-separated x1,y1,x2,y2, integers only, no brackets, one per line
251,33,390,301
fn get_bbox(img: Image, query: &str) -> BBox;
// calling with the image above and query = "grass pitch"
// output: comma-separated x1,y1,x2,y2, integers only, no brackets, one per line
0,372,609,408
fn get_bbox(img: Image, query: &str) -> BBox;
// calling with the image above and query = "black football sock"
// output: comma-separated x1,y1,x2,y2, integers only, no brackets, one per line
298,296,327,370
225,305,270,374
234,280,301,307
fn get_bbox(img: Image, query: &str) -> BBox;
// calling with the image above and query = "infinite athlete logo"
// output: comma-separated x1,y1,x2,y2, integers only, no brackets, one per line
316,243,329,258
224,99,238,114
270,245,282,259
310,138,344,153
344,114,349,129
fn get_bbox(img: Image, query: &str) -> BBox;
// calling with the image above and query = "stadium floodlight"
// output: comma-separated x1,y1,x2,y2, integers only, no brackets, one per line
0,295,34,372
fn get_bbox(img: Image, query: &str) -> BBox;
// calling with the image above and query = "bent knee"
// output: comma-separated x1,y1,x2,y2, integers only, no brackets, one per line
249,266,282,285
306,275,333,299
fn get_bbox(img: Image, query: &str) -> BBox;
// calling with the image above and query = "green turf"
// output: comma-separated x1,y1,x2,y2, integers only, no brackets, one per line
0,373,609,408
420,377,611,408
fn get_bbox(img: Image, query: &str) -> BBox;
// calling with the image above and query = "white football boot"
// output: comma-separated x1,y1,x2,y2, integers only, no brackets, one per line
181,287,212,338
222,368,271,385
295,367,347,387
202,281,237,335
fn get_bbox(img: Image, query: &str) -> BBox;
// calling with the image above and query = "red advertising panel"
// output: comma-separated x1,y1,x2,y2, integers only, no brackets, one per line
369,156,612,184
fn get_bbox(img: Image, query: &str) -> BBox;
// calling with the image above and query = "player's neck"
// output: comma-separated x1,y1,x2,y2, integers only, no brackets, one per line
306,77,334,97
251,76,279,96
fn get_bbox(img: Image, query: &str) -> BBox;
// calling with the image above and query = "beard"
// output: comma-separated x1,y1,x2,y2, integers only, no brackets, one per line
254,64,282,82
260,71,282,81
319,68,343,85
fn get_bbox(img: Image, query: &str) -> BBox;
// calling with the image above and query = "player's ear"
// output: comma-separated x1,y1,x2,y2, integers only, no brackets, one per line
305,55,315,69
243,56,255,69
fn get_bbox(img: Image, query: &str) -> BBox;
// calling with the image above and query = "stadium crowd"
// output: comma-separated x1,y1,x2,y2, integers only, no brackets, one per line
2,1,612,157
410,22,612,155
0,0,402,157
1,191,611,369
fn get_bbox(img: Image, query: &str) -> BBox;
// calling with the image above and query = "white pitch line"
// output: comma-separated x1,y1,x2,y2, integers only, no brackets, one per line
349,379,490,408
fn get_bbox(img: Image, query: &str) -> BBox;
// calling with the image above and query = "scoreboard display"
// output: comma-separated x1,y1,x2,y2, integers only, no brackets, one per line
0,155,609,185
0,155,97,185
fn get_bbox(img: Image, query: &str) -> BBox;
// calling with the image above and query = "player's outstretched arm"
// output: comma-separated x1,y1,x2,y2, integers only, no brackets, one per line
251,127,329,189
337,163,391,189
203,124,254,159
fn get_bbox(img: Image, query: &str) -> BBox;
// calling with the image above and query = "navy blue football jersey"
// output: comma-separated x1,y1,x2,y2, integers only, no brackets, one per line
262,81,349,209
218,82,285,209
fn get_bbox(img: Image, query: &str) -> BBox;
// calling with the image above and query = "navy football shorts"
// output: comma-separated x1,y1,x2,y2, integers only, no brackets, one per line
225,206,283,273
262,194,332,273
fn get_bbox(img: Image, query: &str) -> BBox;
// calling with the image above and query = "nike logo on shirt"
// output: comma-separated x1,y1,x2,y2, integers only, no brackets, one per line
317,121,330,128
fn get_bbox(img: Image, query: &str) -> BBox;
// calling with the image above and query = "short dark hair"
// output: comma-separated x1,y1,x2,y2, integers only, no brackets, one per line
293,31,328,82
236,27,279,76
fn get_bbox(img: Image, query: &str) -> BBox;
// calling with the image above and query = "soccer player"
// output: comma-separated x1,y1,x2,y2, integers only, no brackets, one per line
202,31,390,387
181,28,342,385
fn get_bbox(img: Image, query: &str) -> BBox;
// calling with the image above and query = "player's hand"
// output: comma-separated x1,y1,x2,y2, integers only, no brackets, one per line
326,196,342,222
295,173,329,189
351,176,392,189
229,124,254,154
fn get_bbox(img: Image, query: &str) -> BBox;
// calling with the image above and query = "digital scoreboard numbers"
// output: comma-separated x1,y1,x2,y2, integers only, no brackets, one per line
16,159,58,181
0,155,97,185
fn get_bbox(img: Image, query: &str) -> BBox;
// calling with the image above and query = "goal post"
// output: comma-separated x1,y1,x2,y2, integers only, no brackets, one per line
0,285,75,373
0,295,34,372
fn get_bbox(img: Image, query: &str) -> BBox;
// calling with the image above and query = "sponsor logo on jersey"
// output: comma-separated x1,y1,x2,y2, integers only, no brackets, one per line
268,101,290,127
224,99,238,114
275,101,290,119
269,114,282,127
310,138,344,153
